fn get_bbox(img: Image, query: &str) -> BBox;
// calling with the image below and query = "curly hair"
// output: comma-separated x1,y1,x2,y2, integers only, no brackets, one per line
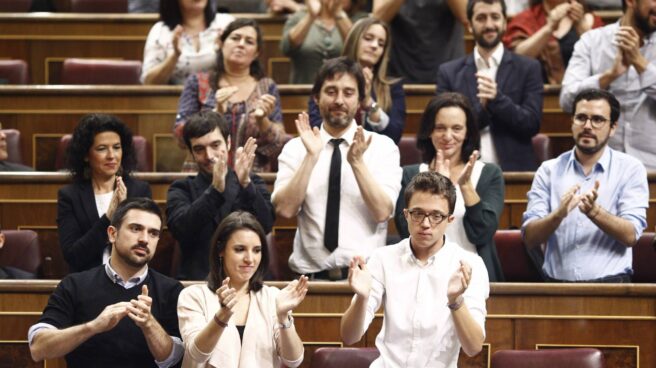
66,114,137,182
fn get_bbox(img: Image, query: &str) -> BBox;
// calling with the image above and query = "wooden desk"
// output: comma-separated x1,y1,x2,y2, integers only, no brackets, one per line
0,84,571,171
0,281,653,368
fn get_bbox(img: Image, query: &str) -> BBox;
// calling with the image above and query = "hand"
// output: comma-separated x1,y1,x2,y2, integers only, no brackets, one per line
361,67,374,108
347,126,372,165
306,0,321,17
326,0,344,18
566,0,584,24
127,285,154,329
172,25,184,56
268,0,301,13
234,137,257,188
455,150,479,186
579,180,600,218
547,2,571,30
215,277,238,322
348,256,372,298
429,149,450,177
476,73,497,108
106,176,127,220
447,260,472,303
211,150,229,192
213,86,239,114
555,183,581,219
88,301,130,333
276,275,309,318
295,112,323,157
615,26,647,71
252,93,276,121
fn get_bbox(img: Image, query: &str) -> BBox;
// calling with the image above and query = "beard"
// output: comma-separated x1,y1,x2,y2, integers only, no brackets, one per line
474,28,504,50
633,8,656,36
116,243,152,268
322,107,356,129
575,132,610,155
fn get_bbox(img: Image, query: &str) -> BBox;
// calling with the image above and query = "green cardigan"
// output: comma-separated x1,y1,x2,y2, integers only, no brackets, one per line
394,163,506,282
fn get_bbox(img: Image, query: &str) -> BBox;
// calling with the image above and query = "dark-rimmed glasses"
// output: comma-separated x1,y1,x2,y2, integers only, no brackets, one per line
572,114,610,129
406,209,448,226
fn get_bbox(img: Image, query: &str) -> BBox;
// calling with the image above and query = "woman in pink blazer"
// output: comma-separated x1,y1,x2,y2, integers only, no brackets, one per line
177,211,308,368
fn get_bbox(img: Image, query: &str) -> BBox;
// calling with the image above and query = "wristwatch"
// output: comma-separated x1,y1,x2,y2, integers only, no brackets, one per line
278,314,294,329
447,296,464,311
367,101,380,114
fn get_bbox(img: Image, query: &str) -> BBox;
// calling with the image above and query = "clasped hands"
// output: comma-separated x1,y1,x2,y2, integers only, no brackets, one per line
88,285,155,333
556,180,601,220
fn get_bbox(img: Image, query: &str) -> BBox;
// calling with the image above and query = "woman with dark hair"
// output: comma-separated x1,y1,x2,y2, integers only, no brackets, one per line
503,0,603,84
176,18,287,172
307,16,405,143
178,211,307,368
394,93,505,282
141,0,234,85
281,0,368,84
57,114,152,272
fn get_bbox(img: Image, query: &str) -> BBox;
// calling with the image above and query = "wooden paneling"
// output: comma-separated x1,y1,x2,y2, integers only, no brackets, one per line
0,282,653,368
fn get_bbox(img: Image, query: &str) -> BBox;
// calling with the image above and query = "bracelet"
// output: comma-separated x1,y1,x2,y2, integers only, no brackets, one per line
277,314,294,329
213,314,228,328
447,296,464,311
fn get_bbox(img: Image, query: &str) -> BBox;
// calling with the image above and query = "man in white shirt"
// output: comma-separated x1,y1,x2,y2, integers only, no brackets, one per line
272,57,402,280
341,171,489,367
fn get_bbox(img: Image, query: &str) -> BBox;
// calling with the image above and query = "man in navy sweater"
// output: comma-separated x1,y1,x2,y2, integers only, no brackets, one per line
28,198,184,368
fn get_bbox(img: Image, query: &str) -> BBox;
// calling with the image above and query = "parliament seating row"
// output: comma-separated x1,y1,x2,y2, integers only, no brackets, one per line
0,84,573,172
0,0,129,13
0,58,143,85
0,12,623,84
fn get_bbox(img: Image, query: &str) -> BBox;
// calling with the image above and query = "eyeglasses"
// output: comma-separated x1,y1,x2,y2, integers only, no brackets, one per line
406,209,448,226
572,114,610,129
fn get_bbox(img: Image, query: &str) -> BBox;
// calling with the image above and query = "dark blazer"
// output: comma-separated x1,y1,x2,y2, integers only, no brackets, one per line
395,163,505,282
57,177,152,273
166,169,274,280
437,49,543,171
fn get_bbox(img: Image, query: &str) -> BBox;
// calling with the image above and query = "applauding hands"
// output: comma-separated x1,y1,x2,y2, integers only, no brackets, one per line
276,276,309,321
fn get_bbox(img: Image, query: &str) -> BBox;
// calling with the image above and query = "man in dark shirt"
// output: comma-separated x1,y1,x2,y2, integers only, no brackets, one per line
28,198,184,368
167,111,274,280
0,129,32,171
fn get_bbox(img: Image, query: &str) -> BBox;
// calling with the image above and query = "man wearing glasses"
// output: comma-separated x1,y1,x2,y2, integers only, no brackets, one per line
522,89,648,282
340,171,489,367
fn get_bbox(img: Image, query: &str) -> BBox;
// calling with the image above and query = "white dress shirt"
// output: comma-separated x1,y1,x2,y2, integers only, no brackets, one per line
272,121,402,274
361,237,489,368
474,44,505,165
560,21,656,170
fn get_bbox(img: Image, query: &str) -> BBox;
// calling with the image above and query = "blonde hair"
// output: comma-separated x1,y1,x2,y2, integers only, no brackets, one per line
341,17,399,112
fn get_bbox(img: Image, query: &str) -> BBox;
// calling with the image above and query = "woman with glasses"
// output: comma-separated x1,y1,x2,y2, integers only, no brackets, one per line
280,0,367,84
394,93,505,281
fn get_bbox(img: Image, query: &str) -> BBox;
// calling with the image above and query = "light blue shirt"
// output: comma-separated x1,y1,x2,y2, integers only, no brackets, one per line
521,147,648,281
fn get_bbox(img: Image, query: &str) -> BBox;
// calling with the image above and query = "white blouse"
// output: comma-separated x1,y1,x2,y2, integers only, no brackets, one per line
141,13,235,85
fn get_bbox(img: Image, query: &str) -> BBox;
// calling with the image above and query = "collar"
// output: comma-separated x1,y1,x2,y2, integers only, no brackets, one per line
568,145,612,173
473,44,504,70
615,19,656,44
319,120,358,146
105,259,149,288
403,235,450,267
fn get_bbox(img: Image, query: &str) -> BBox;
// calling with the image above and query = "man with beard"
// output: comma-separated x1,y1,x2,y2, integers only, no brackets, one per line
166,111,274,280
437,0,543,171
273,57,401,280
560,0,656,170
29,198,184,367
522,89,648,282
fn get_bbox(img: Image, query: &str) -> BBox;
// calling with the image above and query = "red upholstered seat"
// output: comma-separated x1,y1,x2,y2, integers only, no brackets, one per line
0,60,29,84
310,347,380,368
60,58,142,85
633,232,656,283
1,129,25,165
491,348,606,368
69,0,127,12
494,230,544,282
0,0,31,12
55,134,152,172
0,230,41,275
399,135,422,166
532,133,552,165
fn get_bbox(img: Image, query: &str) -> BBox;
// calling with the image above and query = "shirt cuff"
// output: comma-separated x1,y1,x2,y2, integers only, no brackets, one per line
366,109,390,131
281,350,305,368
28,323,56,346
155,336,184,368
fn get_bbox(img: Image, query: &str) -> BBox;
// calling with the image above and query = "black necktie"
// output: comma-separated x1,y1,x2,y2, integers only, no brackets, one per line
324,138,344,253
